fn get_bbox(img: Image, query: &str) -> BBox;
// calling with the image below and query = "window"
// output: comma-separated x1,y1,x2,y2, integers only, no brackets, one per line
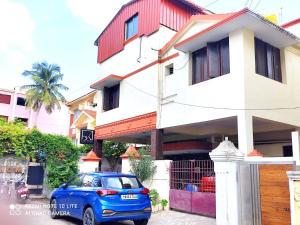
68,174,84,187
82,175,94,187
165,64,174,76
0,94,11,104
125,14,138,40
283,145,293,157
17,97,26,106
0,115,8,121
16,117,28,124
103,84,120,111
102,176,142,189
74,109,81,121
255,38,282,82
192,37,230,85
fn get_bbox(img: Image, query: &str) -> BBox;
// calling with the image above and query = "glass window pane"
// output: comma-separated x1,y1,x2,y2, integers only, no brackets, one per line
102,177,141,189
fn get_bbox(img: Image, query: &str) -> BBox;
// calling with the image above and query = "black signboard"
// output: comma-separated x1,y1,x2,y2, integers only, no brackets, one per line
80,129,95,144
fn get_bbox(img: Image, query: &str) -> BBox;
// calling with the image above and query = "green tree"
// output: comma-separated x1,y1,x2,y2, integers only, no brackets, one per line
21,62,69,120
129,147,157,183
103,141,127,171
0,119,29,157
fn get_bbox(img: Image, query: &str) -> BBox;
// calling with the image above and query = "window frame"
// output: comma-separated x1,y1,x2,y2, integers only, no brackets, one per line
254,37,282,82
125,14,138,41
165,63,174,76
102,84,120,111
0,94,11,104
192,37,230,85
16,97,26,106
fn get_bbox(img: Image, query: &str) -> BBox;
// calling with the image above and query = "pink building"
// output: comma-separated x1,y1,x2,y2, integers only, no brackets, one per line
0,88,69,135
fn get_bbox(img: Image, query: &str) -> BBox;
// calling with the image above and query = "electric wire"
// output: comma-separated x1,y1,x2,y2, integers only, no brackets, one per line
204,0,222,8
122,79,300,111
252,0,262,11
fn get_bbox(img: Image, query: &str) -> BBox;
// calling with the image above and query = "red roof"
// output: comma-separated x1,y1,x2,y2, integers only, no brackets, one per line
173,8,249,50
120,145,140,159
83,110,96,119
82,150,101,161
282,18,300,29
159,12,236,55
94,0,207,46
247,149,263,157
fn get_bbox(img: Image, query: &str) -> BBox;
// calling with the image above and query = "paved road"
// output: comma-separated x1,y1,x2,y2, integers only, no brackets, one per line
0,199,216,225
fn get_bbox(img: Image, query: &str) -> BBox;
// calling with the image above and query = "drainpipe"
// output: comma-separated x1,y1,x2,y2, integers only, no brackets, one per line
156,49,163,129
11,87,19,121
137,36,143,63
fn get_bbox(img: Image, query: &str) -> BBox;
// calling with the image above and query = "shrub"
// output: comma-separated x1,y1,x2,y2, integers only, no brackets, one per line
129,147,157,183
149,189,160,207
103,141,127,171
160,199,168,210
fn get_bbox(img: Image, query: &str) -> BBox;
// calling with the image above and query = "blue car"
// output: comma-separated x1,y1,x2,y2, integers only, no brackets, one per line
50,172,151,225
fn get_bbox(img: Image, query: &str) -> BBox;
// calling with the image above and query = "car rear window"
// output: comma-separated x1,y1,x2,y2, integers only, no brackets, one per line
102,176,141,189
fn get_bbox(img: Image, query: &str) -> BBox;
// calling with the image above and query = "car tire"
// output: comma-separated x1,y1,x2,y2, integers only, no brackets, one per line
83,207,97,225
50,199,59,219
133,219,149,225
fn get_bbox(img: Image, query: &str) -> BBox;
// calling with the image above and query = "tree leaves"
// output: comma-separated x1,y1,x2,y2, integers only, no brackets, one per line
20,61,69,114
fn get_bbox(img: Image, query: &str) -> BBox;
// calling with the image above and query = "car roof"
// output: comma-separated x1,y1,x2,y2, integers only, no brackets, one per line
84,172,137,178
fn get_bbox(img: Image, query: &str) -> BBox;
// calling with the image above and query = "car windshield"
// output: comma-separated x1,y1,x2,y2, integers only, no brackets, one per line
101,176,141,189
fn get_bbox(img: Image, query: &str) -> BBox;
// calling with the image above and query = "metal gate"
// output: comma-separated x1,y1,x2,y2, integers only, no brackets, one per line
169,160,216,217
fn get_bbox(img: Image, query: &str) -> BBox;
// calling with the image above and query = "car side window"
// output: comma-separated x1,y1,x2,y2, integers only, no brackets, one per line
68,174,83,187
82,175,94,187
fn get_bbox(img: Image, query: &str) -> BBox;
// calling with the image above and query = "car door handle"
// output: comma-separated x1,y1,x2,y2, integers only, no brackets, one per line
69,192,74,196
83,193,88,197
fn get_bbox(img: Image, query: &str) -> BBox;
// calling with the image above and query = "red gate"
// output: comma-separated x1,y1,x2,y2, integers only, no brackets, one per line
169,160,216,217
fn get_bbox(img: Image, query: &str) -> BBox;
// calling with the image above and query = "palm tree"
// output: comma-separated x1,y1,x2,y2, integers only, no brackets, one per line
21,62,69,115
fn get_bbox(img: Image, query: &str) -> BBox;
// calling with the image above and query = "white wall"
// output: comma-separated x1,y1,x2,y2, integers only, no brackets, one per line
122,159,172,203
160,30,248,129
96,65,158,125
98,26,176,77
160,27,300,131
79,161,99,173
96,26,176,126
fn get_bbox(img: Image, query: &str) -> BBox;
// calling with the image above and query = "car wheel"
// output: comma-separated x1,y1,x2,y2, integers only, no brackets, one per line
83,207,97,225
50,199,59,219
133,219,149,225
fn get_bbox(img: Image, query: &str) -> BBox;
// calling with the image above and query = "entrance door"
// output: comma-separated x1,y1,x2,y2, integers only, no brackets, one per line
259,164,293,225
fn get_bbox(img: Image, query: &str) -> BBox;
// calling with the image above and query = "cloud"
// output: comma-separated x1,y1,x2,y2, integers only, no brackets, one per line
0,0,35,53
66,0,130,31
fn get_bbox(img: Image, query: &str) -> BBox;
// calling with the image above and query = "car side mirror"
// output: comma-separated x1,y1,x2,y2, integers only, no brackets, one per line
60,183,68,189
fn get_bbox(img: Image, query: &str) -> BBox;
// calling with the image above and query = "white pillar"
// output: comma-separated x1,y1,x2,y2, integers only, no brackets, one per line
121,158,131,174
238,113,254,154
287,171,300,225
292,131,300,166
210,138,245,225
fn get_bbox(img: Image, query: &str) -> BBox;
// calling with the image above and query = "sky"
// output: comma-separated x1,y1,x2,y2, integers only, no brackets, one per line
0,0,299,101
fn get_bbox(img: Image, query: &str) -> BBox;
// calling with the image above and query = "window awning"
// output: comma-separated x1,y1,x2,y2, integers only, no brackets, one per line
175,9,300,53
90,74,123,90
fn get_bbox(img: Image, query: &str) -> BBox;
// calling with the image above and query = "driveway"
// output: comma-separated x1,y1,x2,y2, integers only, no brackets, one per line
0,199,216,225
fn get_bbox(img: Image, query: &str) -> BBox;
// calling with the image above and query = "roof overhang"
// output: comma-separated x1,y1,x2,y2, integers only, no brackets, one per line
90,74,123,90
66,90,96,106
175,9,300,53
71,112,95,128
